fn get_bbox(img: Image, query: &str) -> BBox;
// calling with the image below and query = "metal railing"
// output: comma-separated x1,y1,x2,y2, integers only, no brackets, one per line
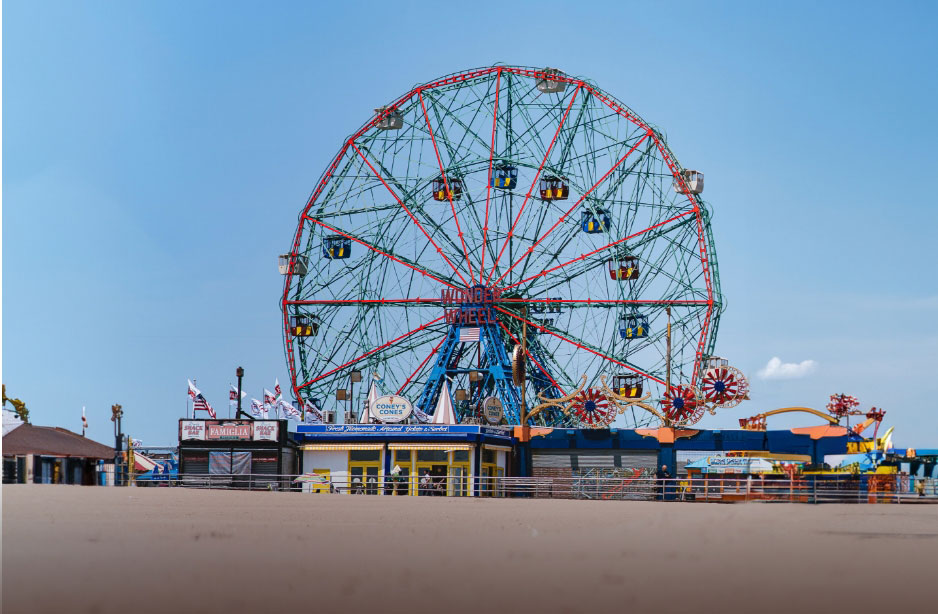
132,472,938,503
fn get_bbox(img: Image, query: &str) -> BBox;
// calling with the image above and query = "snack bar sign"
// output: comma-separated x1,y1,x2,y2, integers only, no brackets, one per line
180,421,206,441
253,421,279,442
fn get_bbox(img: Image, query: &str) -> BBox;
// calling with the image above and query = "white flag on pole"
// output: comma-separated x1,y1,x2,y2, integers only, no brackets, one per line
280,398,301,421
304,400,324,425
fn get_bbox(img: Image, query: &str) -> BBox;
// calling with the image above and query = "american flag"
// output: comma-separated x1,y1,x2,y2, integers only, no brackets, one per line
193,393,217,419
459,327,481,343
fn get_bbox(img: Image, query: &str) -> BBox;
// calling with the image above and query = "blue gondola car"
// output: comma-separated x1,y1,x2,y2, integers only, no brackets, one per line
580,208,611,233
619,313,649,340
323,235,351,260
491,164,517,190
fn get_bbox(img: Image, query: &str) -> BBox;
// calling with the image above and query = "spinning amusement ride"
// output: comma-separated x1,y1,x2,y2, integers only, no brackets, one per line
280,65,745,428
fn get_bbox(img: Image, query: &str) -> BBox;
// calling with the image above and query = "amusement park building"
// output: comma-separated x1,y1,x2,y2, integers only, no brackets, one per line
294,423,850,494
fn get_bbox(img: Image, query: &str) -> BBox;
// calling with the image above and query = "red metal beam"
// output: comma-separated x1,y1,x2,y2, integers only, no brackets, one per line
481,67,502,281
496,321,566,396
286,298,443,305
306,218,459,290
501,210,695,291
297,315,447,390
492,131,651,287
494,306,664,385
351,142,470,287
486,85,581,285
397,336,447,395
419,89,476,283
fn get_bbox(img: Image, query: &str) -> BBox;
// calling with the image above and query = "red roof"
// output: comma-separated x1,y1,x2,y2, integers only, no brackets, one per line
2,423,114,459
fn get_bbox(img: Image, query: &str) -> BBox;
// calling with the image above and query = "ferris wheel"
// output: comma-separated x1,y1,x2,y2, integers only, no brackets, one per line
280,65,722,428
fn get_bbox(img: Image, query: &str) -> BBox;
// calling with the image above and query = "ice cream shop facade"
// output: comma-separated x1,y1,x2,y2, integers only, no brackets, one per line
296,424,513,495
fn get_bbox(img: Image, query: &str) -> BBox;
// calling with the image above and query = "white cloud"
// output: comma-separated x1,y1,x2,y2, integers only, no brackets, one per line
757,357,818,380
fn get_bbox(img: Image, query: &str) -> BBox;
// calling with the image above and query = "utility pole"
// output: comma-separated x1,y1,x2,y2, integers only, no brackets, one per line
665,307,672,395
520,306,527,426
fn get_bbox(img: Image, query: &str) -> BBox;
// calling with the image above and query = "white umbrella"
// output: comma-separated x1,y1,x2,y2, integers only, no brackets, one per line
430,382,457,424
360,379,378,424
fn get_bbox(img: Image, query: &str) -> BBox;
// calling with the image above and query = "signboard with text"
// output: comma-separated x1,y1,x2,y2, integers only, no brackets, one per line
369,395,413,423
482,397,504,424
179,420,284,443
296,424,512,438
180,421,205,441
206,421,252,441
253,421,280,442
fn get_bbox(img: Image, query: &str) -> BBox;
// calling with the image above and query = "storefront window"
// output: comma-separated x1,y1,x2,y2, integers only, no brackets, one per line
350,450,380,462
416,450,447,463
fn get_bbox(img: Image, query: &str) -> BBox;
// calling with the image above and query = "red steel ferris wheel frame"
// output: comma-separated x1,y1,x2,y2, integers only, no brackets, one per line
282,65,716,405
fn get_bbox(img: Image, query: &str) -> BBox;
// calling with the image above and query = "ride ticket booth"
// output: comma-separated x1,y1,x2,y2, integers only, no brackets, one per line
297,425,514,496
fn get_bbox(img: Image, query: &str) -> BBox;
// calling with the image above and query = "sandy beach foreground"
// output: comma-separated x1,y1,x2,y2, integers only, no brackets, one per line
2,486,935,613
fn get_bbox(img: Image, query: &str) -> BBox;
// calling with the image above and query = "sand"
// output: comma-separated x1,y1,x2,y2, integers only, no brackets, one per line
2,485,936,613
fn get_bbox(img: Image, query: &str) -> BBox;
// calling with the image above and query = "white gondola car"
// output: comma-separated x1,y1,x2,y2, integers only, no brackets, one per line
375,106,403,130
278,254,309,276
705,355,728,375
673,169,704,194
536,67,566,94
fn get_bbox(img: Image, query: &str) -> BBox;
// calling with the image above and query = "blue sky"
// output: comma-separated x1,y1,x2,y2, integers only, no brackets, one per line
3,1,936,446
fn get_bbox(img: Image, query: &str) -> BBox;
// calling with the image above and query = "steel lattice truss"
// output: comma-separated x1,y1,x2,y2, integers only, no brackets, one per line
281,65,723,427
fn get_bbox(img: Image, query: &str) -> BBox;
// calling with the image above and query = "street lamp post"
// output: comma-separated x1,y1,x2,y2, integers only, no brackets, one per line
235,366,248,419
350,370,362,423
111,403,123,486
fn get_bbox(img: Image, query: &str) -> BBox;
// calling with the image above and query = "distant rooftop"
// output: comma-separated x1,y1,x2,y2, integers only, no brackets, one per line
3,422,114,459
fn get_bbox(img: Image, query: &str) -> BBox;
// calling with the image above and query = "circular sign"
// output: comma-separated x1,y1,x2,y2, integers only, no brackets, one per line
482,397,504,424
370,395,413,423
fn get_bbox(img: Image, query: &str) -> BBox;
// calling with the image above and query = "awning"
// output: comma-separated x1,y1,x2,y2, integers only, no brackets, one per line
302,443,384,451
483,444,513,452
387,443,473,451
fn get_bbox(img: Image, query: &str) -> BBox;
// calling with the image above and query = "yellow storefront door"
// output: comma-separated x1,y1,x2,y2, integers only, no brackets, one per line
348,449,382,495
415,449,449,496
450,449,470,496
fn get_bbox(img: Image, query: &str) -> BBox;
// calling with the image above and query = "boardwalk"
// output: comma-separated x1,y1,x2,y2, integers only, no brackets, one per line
3,486,936,613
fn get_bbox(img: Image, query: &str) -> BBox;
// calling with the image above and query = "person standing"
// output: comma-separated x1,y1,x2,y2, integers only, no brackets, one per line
655,464,671,501
419,470,431,496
